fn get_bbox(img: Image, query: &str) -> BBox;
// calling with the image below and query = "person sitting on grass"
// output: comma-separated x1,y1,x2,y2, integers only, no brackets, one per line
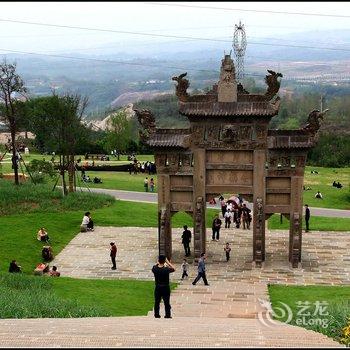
49,266,61,277
37,227,50,243
81,212,94,232
315,191,323,199
9,260,21,273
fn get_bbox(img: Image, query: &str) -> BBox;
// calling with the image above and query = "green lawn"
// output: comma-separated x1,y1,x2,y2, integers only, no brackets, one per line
85,171,158,192
303,166,350,210
268,214,350,232
2,153,349,209
0,182,219,274
0,179,179,319
269,285,350,345
0,273,169,318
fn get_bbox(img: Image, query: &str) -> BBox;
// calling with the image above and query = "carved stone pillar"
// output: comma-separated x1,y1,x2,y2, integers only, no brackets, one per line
193,148,206,261
158,174,172,259
289,212,301,267
193,196,205,260
289,176,303,267
253,150,266,266
158,205,172,259
253,197,264,267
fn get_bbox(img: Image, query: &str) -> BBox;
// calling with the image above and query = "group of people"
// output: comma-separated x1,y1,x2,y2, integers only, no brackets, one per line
332,181,343,189
144,177,155,192
8,227,60,276
128,160,156,175
81,169,102,184
180,224,232,270
152,252,210,319
219,196,252,231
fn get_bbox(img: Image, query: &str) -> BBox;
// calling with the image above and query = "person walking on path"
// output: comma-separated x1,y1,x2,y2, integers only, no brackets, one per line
305,204,310,232
224,242,232,262
144,177,149,192
181,258,189,280
110,242,117,270
181,225,192,256
212,215,222,241
152,255,176,319
192,253,209,286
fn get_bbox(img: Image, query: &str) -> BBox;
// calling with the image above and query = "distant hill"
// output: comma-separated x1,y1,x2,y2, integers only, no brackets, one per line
110,90,173,109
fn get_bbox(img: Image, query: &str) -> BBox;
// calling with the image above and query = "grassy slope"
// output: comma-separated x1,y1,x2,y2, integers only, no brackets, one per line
303,166,350,210
269,285,350,344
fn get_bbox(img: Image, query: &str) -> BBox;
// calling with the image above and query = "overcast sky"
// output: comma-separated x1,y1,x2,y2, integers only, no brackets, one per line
0,1,349,54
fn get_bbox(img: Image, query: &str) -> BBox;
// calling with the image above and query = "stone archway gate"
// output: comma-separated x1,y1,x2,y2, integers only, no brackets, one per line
135,54,327,268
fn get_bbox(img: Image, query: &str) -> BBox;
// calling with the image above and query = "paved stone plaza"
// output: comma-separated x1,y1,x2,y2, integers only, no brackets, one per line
0,226,347,347
52,226,350,285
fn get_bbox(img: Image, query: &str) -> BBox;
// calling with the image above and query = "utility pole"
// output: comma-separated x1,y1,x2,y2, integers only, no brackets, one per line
320,94,325,112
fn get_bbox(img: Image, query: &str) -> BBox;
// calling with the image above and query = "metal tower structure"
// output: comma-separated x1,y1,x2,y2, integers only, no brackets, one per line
233,21,247,81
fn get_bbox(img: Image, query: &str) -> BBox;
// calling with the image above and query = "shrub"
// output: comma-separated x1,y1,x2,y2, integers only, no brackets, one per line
0,180,115,215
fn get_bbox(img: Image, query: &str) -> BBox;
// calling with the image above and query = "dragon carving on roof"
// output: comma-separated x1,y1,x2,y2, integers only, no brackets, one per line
264,70,283,100
133,109,156,142
172,72,189,102
302,109,329,135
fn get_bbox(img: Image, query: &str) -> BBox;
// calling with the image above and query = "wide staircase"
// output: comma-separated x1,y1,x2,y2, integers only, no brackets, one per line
144,280,343,347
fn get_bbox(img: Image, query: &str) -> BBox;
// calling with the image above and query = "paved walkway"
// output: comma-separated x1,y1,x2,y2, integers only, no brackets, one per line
1,226,347,347
79,187,350,218
52,226,350,284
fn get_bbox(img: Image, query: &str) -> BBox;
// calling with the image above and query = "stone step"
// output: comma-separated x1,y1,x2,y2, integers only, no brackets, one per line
0,316,342,347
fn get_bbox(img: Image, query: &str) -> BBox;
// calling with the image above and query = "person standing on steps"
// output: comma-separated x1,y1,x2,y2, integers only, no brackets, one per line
181,258,189,280
110,242,117,270
212,215,222,241
152,255,175,319
304,204,310,232
192,253,209,286
181,225,192,256
224,242,232,262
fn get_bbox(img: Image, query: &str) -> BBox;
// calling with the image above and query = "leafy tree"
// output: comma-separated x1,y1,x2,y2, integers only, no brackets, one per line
26,92,88,194
103,110,133,159
0,60,28,185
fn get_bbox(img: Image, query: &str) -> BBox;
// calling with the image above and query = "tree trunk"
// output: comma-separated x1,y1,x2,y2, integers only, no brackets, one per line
68,154,75,193
60,154,67,196
10,128,19,185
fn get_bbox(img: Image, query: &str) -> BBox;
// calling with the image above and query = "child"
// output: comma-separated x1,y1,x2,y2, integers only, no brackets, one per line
224,242,232,262
181,258,189,279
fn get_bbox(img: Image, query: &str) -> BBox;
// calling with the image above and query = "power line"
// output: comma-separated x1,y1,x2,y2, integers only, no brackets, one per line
0,47,221,74
0,47,275,79
0,17,349,53
145,2,350,19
